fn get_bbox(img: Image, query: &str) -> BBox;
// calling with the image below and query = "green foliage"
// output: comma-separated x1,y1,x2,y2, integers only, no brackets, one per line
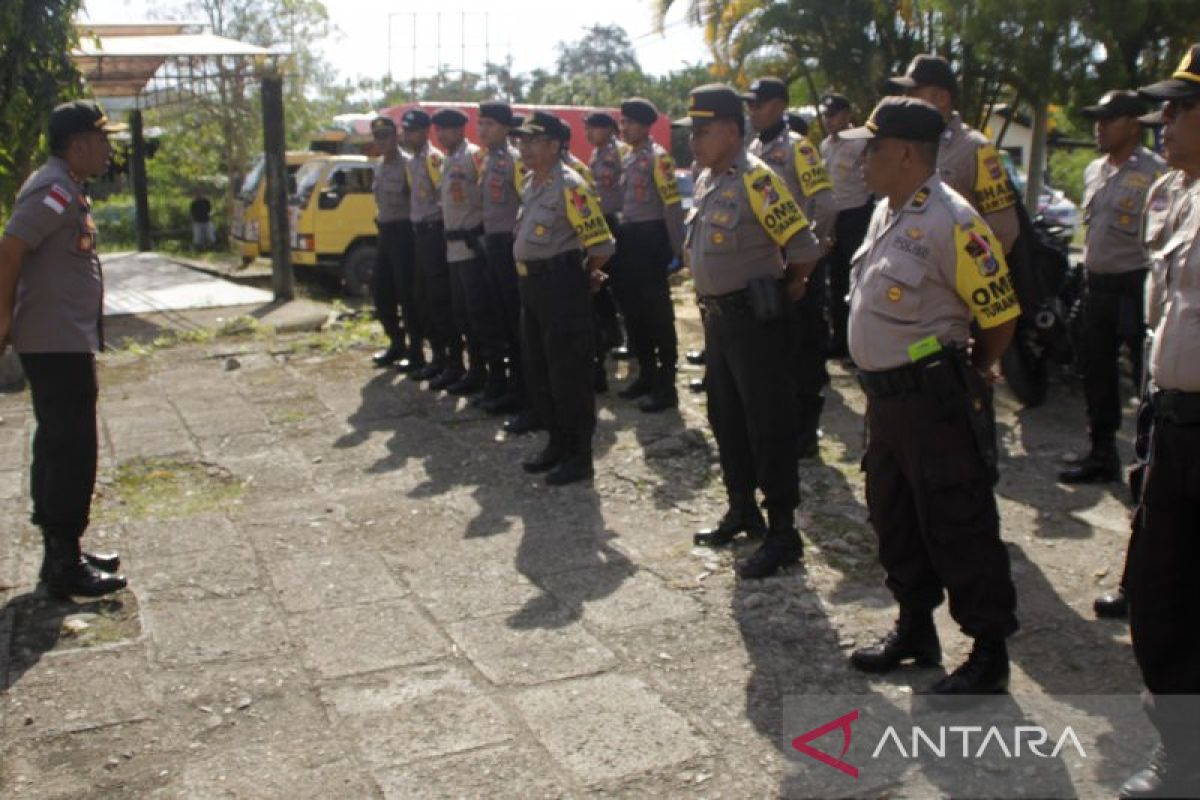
92,194,228,250
0,0,84,217
1048,147,1096,205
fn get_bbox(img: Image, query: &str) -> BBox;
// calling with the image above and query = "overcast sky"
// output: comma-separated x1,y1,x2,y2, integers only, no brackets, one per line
82,0,712,86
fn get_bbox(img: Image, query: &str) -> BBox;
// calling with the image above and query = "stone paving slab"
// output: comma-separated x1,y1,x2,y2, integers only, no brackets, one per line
288,599,448,679
445,611,618,687
267,548,408,613
142,593,291,667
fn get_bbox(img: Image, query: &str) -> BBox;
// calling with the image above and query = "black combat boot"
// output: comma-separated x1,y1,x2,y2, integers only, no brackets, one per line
638,367,678,413
504,409,542,435
924,637,1009,696
523,439,565,473
1094,587,1128,619
1058,440,1120,484
395,344,426,374
545,446,594,486
617,360,654,400
410,356,444,382
372,342,406,367
38,547,120,582
688,377,706,394
1121,713,1200,799
850,607,942,673
41,533,127,600
447,365,487,396
428,362,465,391
736,508,803,579
694,494,766,547
685,349,705,366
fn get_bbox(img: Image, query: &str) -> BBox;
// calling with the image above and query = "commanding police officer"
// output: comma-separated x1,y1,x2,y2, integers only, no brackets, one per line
511,112,615,485
1115,49,1200,799
585,110,627,393
433,107,505,399
843,97,1020,696
477,100,529,421
820,93,874,357
403,109,460,387
616,97,684,412
743,77,837,458
0,100,127,598
1059,91,1165,486
369,115,422,372
679,85,823,579
890,54,1020,254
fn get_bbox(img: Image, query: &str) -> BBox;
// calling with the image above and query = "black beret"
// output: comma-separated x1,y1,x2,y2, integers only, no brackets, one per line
842,96,946,143
786,112,809,136
431,108,469,128
620,97,659,125
48,100,126,150
888,54,958,96
401,108,431,130
513,110,567,140
740,77,788,103
672,84,743,127
1082,90,1147,121
820,93,851,115
510,114,525,128
584,111,618,129
479,100,513,126
370,116,397,135
1140,44,1200,101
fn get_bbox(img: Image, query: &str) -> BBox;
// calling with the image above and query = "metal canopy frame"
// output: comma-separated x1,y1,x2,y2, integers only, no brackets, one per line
70,22,295,299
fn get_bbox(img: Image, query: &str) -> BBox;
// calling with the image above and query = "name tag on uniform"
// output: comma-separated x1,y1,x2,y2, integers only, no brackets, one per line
907,335,942,362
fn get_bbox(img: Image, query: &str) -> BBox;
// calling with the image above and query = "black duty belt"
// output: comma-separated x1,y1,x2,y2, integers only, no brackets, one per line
413,220,443,234
1086,269,1147,293
618,218,665,233
697,289,752,316
516,250,583,278
1152,390,1200,425
856,351,961,399
445,224,485,243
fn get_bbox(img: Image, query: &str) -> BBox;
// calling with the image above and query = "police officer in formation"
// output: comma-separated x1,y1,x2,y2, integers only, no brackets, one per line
369,116,420,372
511,111,615,485
615,98,685,412
819,93,873,357
0,100,127,598
843,97,1020,696
1059,91,1164,487
1115,47,1200,799
584,111,627,393
743,76,837,458
679,85,822,578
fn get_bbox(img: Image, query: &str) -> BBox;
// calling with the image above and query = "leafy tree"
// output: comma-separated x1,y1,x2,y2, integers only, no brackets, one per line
0,0,84,217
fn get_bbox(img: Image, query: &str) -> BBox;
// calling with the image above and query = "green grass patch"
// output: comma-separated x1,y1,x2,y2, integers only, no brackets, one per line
292,305,385,355
98,457,246,522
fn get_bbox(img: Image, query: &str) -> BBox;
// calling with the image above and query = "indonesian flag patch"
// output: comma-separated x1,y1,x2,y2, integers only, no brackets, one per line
42,184,72,214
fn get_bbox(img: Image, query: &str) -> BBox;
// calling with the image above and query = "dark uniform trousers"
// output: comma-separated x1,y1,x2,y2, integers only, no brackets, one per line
372,220,419,350
19,353,99,542
519,252,596,454
449,254,506,369
484,232,525,390
703,291,799,514
610,221,677,374
827,201,874,353
791,261,831,443
1082,270,1147,444
413,221,463,366
593,214,624,355
862,363,1018,640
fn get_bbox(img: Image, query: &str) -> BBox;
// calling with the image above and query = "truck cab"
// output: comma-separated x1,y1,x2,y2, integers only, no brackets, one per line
289,155,380,296
231,150,323,265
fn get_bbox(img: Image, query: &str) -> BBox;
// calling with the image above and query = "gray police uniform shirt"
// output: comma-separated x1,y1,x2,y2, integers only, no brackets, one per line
686,151,822,297
848,177,1021,372
373,149,411,224
4,156,103,353
620,140,685,256
750,125,836,249
1143,170,1200,392
440,140,484,263
590,139,624,217
937,112,1020,252
1082,146,1164,274
481,141,522,235
407,141,445,225
821,133,871,211
513,162,615,263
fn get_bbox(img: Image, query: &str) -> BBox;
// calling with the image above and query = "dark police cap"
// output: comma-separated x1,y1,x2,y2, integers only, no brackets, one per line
740,76,788,103
370,116,397,136
584,111,618,129
620,97,659,125
672,84,743,127
401,108,431,130
786,112,809,136
512,110,566,139
888,54,958,95
479,100,513,126
841,96,945,142
1139,44,1200,101
431,108,469,128
48,100,126,149
1082,90,1147,121
820,93,851,115
510,113,525,128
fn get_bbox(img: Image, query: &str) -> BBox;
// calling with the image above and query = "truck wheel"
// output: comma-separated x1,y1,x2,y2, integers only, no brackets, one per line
342,244,377,298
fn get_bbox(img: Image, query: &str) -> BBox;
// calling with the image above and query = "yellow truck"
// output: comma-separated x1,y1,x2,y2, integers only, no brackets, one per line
231,150,323,265
289,154,380,296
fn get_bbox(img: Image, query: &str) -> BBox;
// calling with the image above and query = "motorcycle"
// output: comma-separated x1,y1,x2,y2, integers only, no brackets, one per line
999,200,1086,408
